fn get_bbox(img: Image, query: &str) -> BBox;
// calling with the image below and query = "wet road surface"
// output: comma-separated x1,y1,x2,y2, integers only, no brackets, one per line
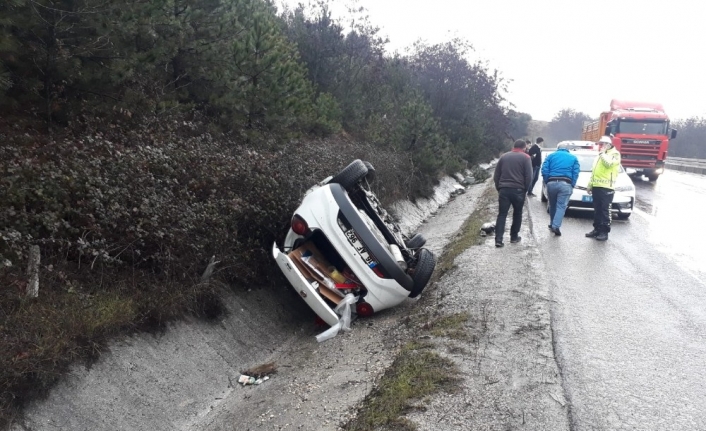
528,169,706,430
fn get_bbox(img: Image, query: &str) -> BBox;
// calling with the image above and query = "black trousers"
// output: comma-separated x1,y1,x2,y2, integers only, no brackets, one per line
496,187,525,242
592,187,614,233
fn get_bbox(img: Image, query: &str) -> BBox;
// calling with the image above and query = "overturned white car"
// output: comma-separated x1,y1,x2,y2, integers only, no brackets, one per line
272,160,436,327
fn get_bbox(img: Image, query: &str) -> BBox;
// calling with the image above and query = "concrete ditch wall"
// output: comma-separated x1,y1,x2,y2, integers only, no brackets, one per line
11,175,467,431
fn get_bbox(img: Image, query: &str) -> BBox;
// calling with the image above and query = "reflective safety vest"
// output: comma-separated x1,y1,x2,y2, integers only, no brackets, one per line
589,147,621,190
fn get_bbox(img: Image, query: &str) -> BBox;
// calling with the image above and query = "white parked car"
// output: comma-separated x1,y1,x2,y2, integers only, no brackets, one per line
541,150,635,219
272,160,436,327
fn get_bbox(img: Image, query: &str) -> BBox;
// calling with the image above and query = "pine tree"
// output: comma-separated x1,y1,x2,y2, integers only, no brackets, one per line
223,0,313,129
0,0,126,124
0,0,23,94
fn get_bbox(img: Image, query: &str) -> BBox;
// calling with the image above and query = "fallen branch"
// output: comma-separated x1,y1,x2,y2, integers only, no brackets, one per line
200,255,220,283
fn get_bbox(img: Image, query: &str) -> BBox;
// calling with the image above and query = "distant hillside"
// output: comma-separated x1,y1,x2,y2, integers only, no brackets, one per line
527,120,550,145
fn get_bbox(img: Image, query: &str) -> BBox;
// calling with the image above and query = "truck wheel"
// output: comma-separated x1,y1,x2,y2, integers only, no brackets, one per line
647,173,659,182
408,248,435,298
330,160,368,191
405,233,426,249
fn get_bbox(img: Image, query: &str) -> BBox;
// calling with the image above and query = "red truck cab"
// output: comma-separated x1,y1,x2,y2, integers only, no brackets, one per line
582,99,678,181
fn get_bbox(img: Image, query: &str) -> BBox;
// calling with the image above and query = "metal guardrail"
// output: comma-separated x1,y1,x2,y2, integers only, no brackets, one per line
665,157,706,175
540,149,706,175
667,157,706,166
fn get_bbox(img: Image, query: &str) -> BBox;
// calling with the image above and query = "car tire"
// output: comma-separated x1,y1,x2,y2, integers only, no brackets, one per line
363,161,376,183
541,190,547,202
408,248,435,298
330,159,368,191
405,233,426,249
617,213,631,220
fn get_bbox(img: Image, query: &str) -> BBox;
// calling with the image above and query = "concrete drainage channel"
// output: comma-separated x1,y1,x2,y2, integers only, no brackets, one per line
12,175,487,431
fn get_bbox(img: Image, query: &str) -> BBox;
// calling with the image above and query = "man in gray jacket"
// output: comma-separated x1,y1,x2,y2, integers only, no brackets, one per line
493,139,533,247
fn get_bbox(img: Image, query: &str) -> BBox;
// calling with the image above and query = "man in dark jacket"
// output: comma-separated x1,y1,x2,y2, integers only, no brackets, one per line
493,139,533,247
527,137,543,196
541,146,580,236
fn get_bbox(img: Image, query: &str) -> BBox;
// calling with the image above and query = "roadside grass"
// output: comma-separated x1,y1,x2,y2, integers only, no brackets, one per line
0,272,223,428
433,185,495,279
343,341,460,431
422,312,471,340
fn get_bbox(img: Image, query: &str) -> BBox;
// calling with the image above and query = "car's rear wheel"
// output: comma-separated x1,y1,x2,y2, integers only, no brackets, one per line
331,159,368,191
363,161,376,183
405,233,426,249
541,190,548,202
408,248,435,298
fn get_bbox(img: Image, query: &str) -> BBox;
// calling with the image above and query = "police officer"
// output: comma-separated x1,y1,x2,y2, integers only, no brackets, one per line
586,136,621,241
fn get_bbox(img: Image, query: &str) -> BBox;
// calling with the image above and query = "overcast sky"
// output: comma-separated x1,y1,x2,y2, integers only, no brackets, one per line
279,0,705,121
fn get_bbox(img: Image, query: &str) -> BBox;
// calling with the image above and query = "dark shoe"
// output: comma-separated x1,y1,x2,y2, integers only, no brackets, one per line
527,193,535,197
596,232,608,241
550,227,562,236
548,224,552,229
495,241,504,248
510,236,522,244
585,229,599,238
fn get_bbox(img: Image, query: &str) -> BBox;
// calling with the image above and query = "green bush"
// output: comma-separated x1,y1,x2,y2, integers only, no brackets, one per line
0,114,423,427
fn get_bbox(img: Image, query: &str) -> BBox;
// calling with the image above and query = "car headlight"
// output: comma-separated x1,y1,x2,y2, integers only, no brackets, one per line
615,185,634,192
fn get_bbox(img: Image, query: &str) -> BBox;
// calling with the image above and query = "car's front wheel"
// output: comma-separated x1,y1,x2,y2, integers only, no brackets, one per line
617,213,631,220
408,248,435,298
330,159,368,191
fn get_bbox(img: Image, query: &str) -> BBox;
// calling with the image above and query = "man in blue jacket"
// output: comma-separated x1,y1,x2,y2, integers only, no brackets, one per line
541,147,580,236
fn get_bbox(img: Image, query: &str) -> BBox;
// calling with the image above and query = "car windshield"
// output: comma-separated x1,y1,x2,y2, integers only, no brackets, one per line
575,153,625,173
617,120,668,135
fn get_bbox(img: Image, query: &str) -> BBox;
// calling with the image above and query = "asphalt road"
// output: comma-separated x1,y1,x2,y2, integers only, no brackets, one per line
527,169,706,430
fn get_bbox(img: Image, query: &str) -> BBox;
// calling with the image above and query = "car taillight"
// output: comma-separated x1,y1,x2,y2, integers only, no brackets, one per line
291,214,310,236
372,265,385,278
356,302,374,317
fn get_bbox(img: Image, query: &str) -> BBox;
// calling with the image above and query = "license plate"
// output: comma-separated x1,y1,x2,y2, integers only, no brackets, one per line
344,229,377,268
582,195,593,202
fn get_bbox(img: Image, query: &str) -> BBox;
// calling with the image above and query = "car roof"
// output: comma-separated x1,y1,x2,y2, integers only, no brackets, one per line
557,140,595,146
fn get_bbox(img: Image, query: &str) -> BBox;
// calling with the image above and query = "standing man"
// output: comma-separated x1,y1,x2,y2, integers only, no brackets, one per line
541,144,580,236
493,139,533,247
527,137,544,196
586,136,621,241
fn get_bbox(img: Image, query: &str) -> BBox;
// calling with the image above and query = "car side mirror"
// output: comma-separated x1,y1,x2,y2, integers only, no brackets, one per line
671,129,678,139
